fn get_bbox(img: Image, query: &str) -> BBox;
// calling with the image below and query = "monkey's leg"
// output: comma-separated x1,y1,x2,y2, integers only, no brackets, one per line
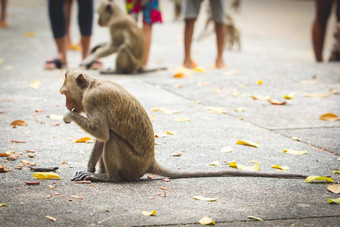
87,140,104,173
73,134,123,182
115,44,139,74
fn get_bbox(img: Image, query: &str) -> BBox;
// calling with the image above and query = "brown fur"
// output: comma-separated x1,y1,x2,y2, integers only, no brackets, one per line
80,1,144,74
61,70,309,182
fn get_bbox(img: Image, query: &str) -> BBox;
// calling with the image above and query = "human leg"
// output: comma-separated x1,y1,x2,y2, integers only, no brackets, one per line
210,0,227,68
0,0,8,27
45,0,67,69
312,0,333,62
142,23,152,67
182,0,201,68
77,0,93,59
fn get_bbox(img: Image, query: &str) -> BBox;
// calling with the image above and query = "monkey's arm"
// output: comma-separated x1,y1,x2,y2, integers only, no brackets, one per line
80,44,117,67
63,111,110,142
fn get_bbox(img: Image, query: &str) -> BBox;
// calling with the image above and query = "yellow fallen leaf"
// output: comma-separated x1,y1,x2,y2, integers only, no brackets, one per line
75,137,92,143
334,171,340,174
203,106,227,114
0,58,5,64
25,32,35,37
152,107,180,114
45,215,56,222
220,146,232,153
10,120,27,127
256,80,263,85
330,89,340,95
236,140,259,148
166,131,177,135
0,203,6,207
300,80,318,85
303,92,330,98
193,67,206,73
29,80,40,89
327,185,340,194
199,216,215,225
33,172,61,179
328,198,340,204
229,161,260,171
234,106,246,112
292,137,300,141
193,196,217,202
247,216,263,221
320,113,339,121
305,176,334,183
283,149,307,155
209,161,219,166
283,93,295,99
272,165,289,172
142,210,157,216
173,117,190,122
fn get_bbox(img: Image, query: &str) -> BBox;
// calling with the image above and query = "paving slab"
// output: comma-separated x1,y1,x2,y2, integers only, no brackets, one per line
1,0,340,226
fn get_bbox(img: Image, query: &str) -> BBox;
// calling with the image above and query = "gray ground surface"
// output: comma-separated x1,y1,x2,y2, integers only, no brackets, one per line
0,0,339,226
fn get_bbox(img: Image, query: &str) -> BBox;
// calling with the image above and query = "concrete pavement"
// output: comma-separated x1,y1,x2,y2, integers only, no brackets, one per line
0,0,339,226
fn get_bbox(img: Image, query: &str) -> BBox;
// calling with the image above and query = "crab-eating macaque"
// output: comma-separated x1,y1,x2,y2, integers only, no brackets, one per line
224,14,241,51
80,0,166,74
231,0,241,12
197,14,241,51
61,70,309,182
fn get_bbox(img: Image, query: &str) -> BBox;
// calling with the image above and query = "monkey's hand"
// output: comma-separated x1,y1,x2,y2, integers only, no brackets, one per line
63,110,76,124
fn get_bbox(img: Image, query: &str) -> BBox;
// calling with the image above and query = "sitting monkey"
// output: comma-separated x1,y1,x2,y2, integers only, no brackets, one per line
81,1,165,74
61,70,309,182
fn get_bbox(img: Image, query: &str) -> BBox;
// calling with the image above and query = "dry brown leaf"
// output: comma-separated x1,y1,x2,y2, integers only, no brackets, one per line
45,216,56,222
10,120,27,127
11,140,25,143
0,165,10,172
319,113,339,121
173,73,185,78
328,184,340,194
268,99,287,105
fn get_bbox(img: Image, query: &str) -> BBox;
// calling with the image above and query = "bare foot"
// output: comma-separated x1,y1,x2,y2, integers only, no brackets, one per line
0,21,8,28
182,59,197,69
214,59,227,69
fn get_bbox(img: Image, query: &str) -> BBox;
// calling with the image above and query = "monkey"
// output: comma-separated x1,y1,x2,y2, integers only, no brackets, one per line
329,23,340,62
173,0,182,21
197,13,241,51
225,14,241,51
231,0,241,12
60,70,309,182
80,0,166,75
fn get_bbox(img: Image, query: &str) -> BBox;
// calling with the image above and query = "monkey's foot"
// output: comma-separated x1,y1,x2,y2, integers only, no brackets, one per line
71,170,108,182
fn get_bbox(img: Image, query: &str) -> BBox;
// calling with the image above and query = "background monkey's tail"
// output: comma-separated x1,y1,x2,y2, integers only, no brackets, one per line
148,162,308,179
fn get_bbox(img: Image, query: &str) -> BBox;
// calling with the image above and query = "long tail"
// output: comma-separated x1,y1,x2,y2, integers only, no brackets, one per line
148,162,308,179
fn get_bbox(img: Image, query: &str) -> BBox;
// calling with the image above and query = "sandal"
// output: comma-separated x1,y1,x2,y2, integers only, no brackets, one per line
86,60,103,70
44,58,66,70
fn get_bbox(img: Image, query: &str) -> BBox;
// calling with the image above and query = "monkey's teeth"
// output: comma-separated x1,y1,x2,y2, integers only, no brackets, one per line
71,108,75,112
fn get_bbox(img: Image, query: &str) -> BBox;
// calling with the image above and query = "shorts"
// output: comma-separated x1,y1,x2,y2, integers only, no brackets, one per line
183,0,227,24
125,0,163,24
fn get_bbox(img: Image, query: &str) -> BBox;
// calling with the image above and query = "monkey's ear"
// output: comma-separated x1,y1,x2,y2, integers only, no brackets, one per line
105,3,112,13
75,73,88,89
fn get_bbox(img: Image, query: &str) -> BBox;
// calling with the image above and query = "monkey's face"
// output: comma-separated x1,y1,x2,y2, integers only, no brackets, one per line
97,2,113,27
60,71,87,113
